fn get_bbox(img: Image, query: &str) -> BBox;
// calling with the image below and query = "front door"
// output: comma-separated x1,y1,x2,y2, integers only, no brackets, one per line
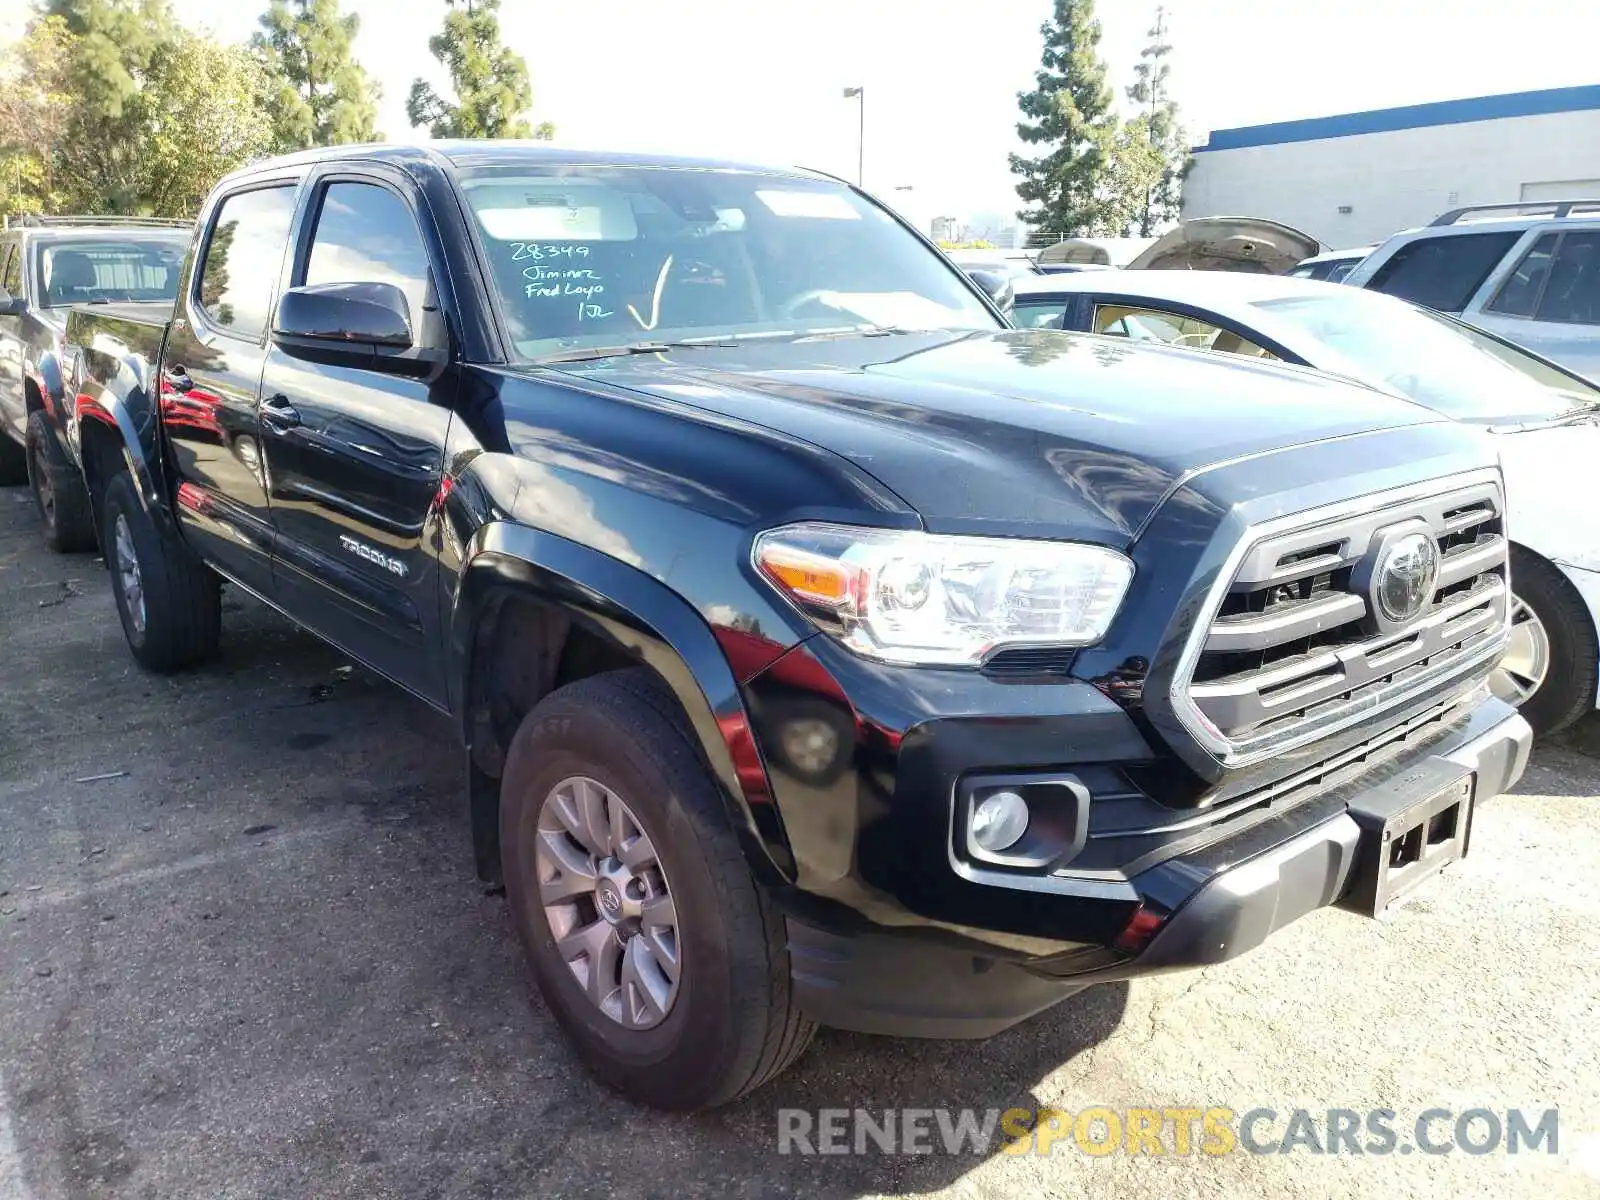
0,241,25,442
257,170,455,704
164,182,300,593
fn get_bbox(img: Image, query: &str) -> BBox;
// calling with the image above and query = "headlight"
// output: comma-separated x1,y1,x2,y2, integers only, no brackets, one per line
753,522,1133,666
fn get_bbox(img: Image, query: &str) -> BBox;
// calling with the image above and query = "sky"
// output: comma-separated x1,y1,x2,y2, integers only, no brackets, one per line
86,0,1600,227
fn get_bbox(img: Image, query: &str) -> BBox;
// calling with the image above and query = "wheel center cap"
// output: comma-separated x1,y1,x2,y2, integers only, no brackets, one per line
593,859,642,926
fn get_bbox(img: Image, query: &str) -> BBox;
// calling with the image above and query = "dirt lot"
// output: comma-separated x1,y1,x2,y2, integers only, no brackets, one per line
1,482,1597,1200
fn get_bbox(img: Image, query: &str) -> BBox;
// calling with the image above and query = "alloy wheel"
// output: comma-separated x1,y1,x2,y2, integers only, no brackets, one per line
535,776,680,1029
1489,593,1549,707
113,514,146,635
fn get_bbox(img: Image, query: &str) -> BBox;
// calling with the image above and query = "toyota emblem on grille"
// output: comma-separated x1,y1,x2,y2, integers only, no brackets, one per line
1368,528,1441,627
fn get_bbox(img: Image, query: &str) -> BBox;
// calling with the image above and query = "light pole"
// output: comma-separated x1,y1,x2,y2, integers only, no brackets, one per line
842,87,864,187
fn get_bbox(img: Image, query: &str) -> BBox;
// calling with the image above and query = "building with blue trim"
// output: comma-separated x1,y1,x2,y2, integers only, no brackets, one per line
1182,86,1600,249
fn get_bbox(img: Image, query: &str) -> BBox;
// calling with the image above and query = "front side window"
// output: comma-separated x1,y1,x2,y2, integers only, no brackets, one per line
1011,298,1070,329
458,165,998,358
197,185,298,340
39,238,186,307
1363,231,1520,312
302,182,431,325
1534,231,1600,325
1092,303,1277,359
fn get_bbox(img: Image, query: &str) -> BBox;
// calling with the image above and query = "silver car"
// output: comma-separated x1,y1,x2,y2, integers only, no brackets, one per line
1344,200,1600,381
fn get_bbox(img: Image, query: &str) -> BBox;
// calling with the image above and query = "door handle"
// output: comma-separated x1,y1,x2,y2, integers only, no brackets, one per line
259,393,301,430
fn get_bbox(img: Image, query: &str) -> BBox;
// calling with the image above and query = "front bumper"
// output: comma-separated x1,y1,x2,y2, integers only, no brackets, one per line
787,697,1530,1038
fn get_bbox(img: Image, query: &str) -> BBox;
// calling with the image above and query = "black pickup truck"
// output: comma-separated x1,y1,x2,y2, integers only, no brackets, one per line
66,143,1531,1111
0,217,190,549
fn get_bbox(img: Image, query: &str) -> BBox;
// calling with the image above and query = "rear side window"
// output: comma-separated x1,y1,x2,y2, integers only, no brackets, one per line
40,240,184,306
302,181,431,325
197,185,298,340
1,244,20,296
1364,231,1520,312
1487,234,1558,317
1535,231,1600,325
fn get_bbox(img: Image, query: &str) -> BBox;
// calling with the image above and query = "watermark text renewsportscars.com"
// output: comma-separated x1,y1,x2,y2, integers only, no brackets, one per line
776,1106,1560,1157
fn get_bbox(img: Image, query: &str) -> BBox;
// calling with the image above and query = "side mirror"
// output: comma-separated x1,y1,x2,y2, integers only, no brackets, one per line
965,268,1015,317
272,281,414,368
0,287,25,317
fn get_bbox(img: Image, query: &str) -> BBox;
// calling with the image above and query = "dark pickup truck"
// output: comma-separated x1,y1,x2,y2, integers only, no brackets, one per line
0,217,189,549
66,143,1531,1111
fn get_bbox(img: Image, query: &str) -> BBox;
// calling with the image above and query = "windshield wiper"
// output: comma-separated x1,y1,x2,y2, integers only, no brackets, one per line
532,339,739,365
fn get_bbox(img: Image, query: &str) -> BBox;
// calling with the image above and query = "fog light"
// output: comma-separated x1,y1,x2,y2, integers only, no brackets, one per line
971,790,1029,853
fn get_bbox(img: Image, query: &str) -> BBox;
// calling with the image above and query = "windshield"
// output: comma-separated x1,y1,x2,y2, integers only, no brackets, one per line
39,238,186,307
458,165,999,359
1252,290,1600,420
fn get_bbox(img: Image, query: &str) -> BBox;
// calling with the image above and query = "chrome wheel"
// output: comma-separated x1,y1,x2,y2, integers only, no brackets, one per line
1490,593,1549,707
113,514,146,635
536,776,680,1029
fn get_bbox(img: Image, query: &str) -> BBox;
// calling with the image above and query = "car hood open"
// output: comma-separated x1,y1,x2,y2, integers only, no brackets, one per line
1128,217,1322,275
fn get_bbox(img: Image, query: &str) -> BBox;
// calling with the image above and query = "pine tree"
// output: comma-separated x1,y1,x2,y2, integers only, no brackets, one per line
1124,6,1190,235
251,0,380,152
1009,0,1120,237
406,0,552,140
41,0,172,120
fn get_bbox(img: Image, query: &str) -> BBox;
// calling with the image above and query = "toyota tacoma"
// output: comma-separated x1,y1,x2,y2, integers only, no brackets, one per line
62,144,1530,1110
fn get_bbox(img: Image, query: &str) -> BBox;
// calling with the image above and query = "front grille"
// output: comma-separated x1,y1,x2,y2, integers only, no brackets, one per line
1173,475,1509,766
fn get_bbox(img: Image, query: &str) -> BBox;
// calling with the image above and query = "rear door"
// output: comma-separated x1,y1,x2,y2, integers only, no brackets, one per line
164,180,301,594
257,165,456,704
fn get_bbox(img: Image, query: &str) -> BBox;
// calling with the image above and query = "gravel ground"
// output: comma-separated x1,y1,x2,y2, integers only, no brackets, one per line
0,483,1597,1200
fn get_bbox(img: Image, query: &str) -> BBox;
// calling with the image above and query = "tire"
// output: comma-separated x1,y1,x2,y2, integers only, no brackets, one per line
101,471,222,672
25,411,96,552
0,429,25,485
760,692,856,787
1495,546,1598,736
500,667,815,1110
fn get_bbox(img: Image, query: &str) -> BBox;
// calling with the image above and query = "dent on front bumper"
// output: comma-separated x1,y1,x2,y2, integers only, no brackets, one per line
787,697,1530,1038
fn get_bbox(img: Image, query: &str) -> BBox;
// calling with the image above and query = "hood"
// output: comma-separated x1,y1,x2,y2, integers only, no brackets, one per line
555,330,1439,543
1128,217,1322,274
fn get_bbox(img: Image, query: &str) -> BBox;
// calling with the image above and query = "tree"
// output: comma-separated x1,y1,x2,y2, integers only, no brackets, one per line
0,17,76,216
1123,6,1190,235
407,0,553,140
2,8,276,218
251,0,380,151
1009,0,1120,237
41,0,173,119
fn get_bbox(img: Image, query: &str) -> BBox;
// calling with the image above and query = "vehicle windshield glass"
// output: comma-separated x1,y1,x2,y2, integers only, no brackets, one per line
1252,290,1600,419
39,238,186,307
457,165,999,358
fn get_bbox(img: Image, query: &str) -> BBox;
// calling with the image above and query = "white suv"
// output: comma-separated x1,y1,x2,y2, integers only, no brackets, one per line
1344,200,1600,380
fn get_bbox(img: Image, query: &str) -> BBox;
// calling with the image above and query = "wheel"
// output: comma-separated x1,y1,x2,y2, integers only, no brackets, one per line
25,411,96,552
101,471,222,672
1492,547,1598,736
0,429,25,485
500,668,816,1110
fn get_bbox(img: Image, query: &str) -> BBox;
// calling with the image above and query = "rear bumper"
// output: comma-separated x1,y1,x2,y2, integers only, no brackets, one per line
789,698,1530,1038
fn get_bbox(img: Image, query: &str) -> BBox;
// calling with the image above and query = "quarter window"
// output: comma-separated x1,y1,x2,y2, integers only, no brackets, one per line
1012,299,1071,329
303,182,431,326
1363,231,1520,313
1534,231,1600,325
197,185,298,340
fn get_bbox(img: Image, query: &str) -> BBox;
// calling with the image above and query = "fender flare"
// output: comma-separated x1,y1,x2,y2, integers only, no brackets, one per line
451,520,797,887
71,353,168,524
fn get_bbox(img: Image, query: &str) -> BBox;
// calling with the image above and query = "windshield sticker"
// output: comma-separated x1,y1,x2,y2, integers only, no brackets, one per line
754,190,861,221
